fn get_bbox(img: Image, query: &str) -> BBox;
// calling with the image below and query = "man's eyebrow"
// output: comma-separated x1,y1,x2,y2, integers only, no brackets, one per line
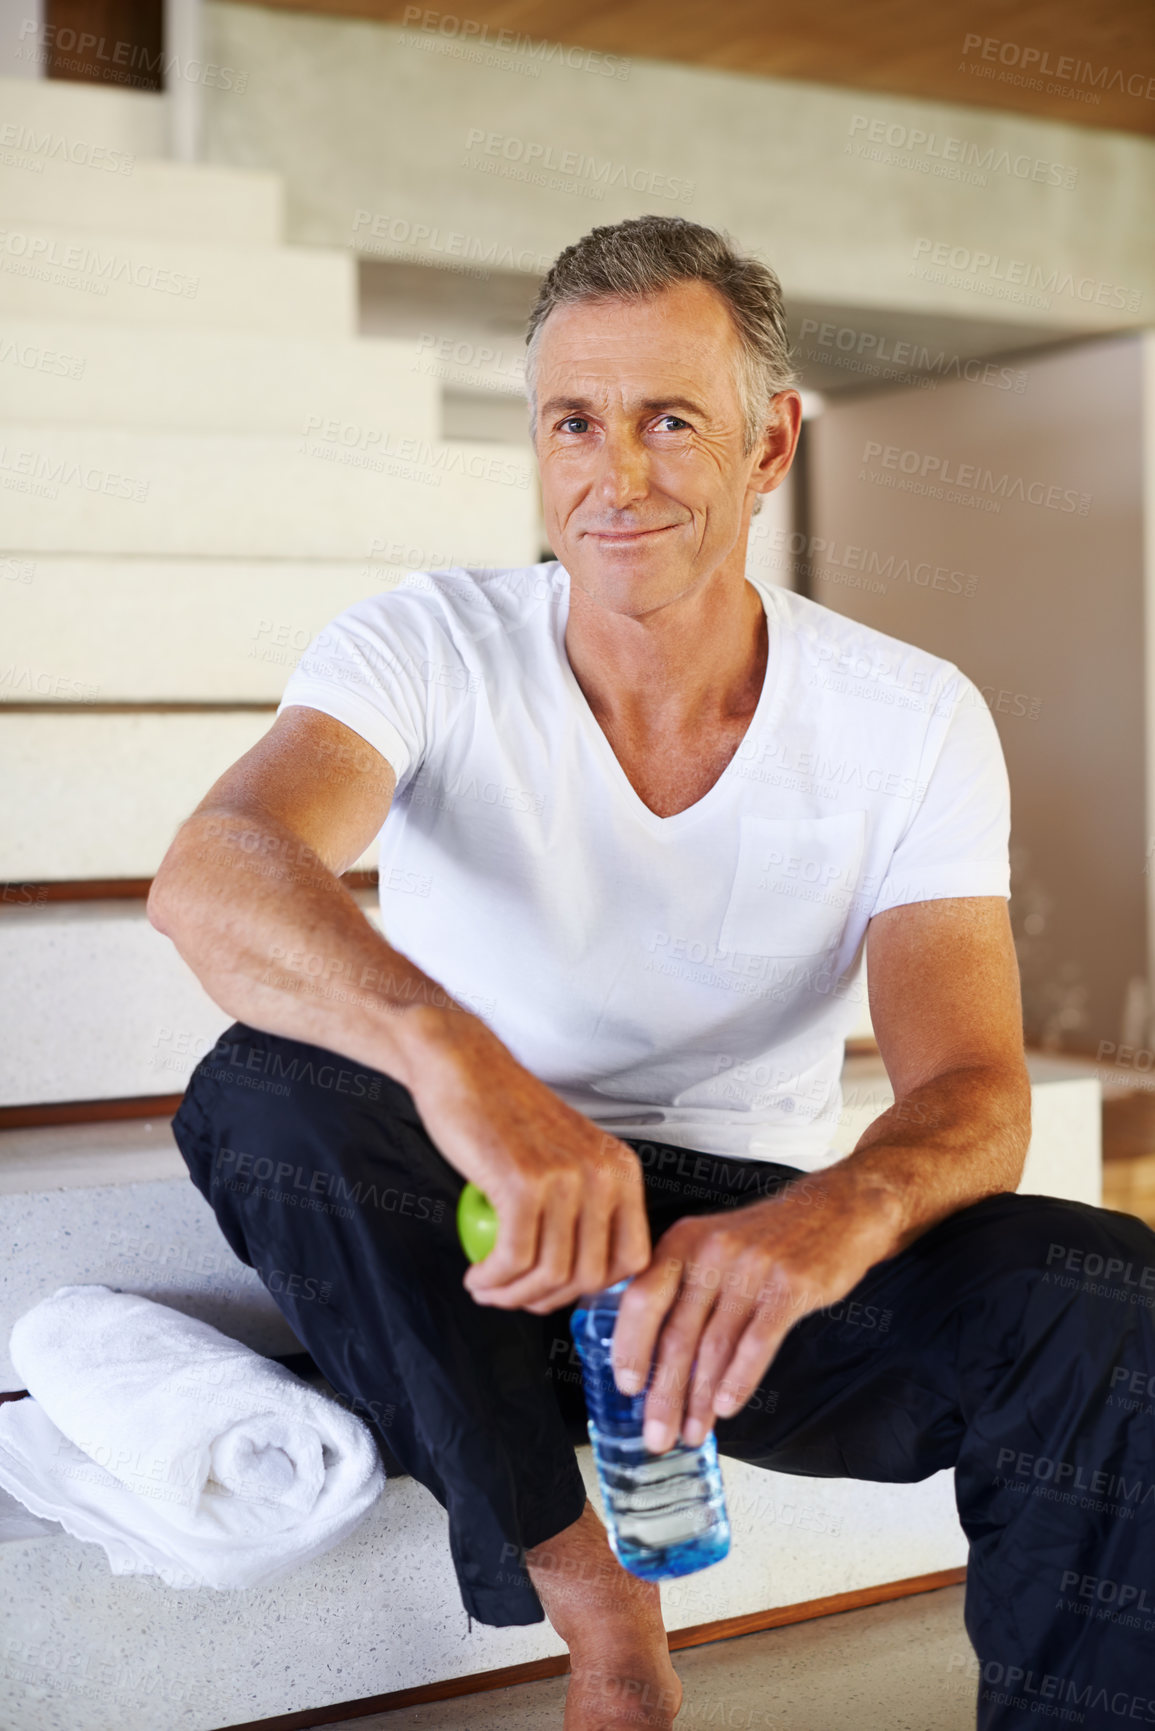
539,394,710,421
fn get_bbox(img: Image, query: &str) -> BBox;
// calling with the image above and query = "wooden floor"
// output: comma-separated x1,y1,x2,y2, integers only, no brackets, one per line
313,1584,975,1730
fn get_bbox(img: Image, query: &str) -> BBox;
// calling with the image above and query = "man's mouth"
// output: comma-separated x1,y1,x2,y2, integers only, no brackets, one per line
585,524,677,542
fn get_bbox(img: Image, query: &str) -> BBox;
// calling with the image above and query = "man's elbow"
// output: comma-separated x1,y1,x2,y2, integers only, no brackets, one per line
147,829,193,939
147,855,177,938
998,1061,1033,1188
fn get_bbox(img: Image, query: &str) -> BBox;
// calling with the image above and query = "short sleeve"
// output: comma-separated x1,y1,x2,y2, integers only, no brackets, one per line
275,582,465,790
870,671,1011,917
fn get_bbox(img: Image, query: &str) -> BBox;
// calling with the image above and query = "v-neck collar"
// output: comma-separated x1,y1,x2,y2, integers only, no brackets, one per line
552,562,786,834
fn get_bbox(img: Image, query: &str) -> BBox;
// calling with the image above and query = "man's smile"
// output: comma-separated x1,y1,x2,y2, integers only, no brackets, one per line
583,524,680,542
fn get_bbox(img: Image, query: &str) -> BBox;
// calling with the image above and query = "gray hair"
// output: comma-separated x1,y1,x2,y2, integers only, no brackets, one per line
525,214,798,456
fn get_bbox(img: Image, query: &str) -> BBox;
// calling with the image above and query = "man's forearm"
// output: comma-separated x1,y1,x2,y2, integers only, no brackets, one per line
147,805,473,1092
781,1060,1033,1264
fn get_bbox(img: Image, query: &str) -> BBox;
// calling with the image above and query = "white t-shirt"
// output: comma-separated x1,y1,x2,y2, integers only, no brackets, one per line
277,561,1011,1170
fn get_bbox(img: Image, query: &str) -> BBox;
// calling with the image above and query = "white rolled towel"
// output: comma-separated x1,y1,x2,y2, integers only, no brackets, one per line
0,1285,386,1588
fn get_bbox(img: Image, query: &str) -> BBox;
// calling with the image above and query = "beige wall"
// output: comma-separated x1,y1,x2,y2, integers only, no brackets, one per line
806,334,1146,1055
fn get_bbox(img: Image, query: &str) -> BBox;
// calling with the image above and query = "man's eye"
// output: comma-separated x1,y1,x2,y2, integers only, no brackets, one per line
655,415,689,431
559,417,590,434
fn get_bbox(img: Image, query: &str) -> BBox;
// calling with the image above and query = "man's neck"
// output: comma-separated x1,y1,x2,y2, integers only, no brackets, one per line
563,568,768,742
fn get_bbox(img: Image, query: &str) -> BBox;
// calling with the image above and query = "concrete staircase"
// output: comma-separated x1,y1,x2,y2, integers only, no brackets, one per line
0,72,1104,1731
0,71,538,893
0,1045,1103,1729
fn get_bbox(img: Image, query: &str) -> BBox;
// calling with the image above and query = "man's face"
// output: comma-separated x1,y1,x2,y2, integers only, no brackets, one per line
532,279,799,617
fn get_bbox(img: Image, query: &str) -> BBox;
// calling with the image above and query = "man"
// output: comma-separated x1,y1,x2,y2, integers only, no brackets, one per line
152,215,1155,1731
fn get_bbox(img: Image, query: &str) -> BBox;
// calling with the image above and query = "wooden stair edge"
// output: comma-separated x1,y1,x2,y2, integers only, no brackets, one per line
215,1567,968,1730
1,871,378,906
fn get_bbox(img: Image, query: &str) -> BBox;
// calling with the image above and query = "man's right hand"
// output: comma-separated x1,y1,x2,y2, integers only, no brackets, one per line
403,1006,651,1313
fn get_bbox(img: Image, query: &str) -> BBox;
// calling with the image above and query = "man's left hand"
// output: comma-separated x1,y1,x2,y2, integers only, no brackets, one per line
609,1176,901,1453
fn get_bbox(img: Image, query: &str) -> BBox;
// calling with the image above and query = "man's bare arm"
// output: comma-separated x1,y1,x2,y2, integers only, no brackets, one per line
610,896,1032,1452
147,706,458,1089
148,705,650,1304
808,893,1031,1256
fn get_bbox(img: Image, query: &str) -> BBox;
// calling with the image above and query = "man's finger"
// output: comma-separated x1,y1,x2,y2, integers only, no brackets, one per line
612,1251,683,1396
570,1192,616,1303
468,1182,576,1306
640,1284,717,1452
680,1298,753,1444
463,1189,541,1293
605,1188,652,1290
712,1313,792,1417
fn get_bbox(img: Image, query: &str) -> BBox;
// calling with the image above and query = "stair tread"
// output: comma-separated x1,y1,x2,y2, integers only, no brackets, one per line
0,1117,183,1195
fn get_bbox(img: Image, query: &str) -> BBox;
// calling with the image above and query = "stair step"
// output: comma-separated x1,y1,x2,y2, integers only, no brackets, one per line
0,157,284,245
0,426,537,556
0,893,382,1106
0,73,167,161
0,901,232,1108
1,1110,967,1683
1,558,426,703
0,1118,302,1390
0,1426,966,1730
0,1052,972,1726
0,226,355,335
0,322,439,437
0,711,345,881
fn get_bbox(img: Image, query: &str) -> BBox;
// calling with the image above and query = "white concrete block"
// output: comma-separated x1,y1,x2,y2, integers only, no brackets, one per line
0,227,355,335
0,894,382,1106
0,1436,965,1729
0,426,539,556
0,711,383,881
1018,1073,1103,1207
199,0,1153,337
0,158,283,245
0,711,268,881
0,323,440,438
0,559,424,702
0,75,167,161
836,1053,1102,1206
0,903,233,1106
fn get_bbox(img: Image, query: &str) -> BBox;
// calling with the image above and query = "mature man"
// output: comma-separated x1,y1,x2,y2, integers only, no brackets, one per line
153,216,1155,1731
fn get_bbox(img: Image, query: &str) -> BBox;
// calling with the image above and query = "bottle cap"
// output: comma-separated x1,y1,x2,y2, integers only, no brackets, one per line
457,1181,498,1264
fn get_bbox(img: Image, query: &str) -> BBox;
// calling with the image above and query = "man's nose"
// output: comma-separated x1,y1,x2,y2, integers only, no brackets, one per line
595,433,650,508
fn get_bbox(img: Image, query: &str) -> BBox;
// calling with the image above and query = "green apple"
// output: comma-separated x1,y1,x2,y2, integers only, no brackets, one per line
457,1181,499,1264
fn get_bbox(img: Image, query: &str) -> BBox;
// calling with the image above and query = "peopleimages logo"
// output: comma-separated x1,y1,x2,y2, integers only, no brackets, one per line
0,121,134,174
846,115,1078,188
911,237,1142,313
860,439,1091,515
400,6,631,79
462,129,695,202
0,229,199,298
15,18,248,89
960,33,1155,103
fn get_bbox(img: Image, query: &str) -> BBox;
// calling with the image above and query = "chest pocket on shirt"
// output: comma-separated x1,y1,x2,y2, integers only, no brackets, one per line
718,811,868,959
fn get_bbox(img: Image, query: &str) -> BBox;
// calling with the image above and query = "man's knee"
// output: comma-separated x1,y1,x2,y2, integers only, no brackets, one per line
946,1194,1155,1341
1031,1198,1155,1307
946,1191,1152,1268
194,1022,408,1118
179,1023,452,1225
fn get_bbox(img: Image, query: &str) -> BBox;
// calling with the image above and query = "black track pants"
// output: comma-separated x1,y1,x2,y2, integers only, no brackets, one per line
172,1022,1155,1729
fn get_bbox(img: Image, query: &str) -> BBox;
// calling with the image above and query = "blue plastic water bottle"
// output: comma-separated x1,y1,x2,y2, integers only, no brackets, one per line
571,1280,730,1581
457,1183,730,1581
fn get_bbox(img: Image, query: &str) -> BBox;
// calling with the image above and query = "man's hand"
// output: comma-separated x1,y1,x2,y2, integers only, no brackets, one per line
608,1172,902,1454
406,1007,651,1313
